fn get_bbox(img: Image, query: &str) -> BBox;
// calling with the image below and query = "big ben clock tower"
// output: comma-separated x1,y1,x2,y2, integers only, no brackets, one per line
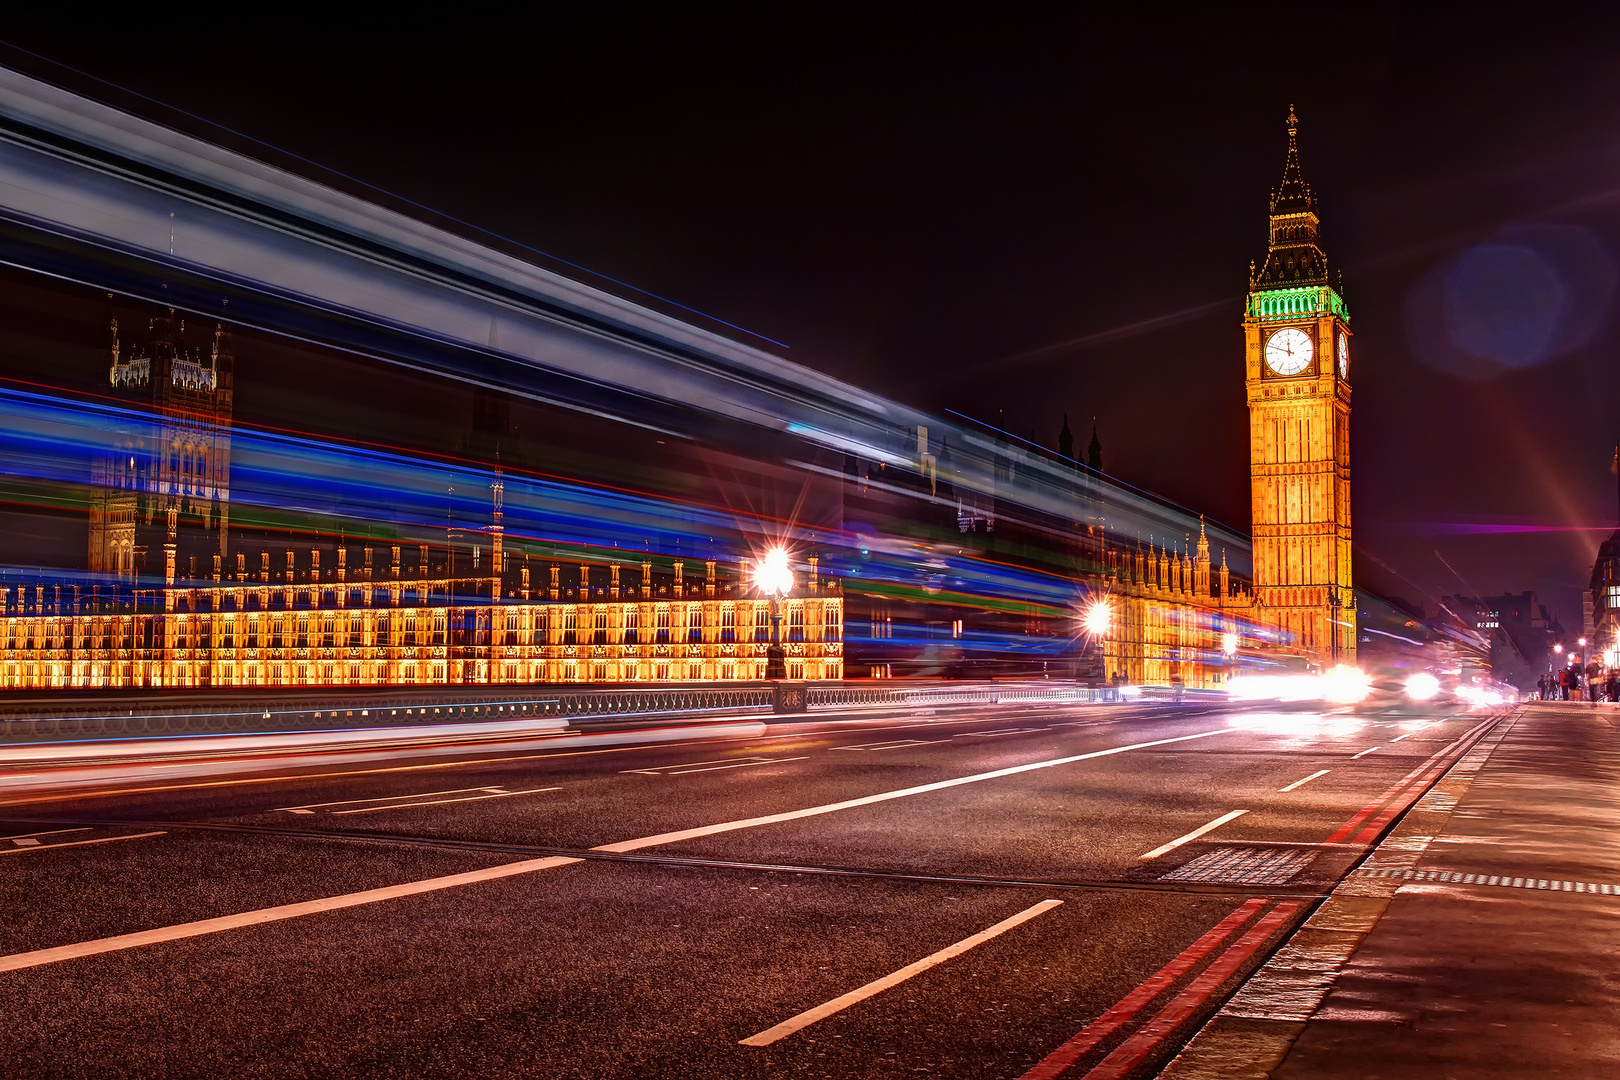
1244,107,1355,665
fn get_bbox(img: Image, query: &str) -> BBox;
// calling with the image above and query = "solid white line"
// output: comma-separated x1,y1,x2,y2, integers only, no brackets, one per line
0,855,582,973
739,899,1063,1046
594,727,1236,854
0,725,1231,973
1352,746,1380,758
0,831,166,857
1139,810,1249,860
1,827,92,841
331,787,560,814
1279,769,1331,793
276,785,508,812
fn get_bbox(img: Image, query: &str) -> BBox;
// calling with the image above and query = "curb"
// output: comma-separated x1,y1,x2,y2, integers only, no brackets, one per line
1157,709,1519,1079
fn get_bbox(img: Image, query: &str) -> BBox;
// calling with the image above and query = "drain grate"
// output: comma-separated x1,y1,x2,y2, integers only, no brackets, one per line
1159,846,1316,885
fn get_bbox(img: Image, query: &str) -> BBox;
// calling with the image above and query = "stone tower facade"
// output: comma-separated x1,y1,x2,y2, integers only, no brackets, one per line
88,303,234,587
1243,107,1355,665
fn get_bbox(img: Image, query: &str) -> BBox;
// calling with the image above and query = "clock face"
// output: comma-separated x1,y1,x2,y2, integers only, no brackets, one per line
1337,330,1349,378
1265,327,1313,376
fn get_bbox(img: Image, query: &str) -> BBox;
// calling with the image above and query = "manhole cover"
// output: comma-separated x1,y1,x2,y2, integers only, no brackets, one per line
1159,846,1315,885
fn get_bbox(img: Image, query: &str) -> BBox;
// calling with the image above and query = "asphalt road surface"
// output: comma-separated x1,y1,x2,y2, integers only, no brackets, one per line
0,696,1504,1079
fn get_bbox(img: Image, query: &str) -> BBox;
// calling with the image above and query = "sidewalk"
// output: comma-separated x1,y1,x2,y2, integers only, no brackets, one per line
1162,703,1620,1078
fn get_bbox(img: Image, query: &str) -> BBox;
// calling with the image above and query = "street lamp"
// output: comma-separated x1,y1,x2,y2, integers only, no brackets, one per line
752,547,793,679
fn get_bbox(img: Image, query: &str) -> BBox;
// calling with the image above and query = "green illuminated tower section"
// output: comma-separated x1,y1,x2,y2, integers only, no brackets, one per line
1243,107,1355,665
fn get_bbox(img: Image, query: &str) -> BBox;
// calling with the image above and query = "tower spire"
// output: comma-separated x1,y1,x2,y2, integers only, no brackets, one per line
1254,105,1328,288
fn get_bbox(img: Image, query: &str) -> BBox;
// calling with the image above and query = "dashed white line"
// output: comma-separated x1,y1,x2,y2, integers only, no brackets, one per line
1351,746,1380,758
829,740,949,751
276,786,510,813
1390,732,1415,742
957,728,1043,738
623,756,809,776
0,726,1233,972
739,899,1063,1046
331,787,560,814
1,827,92,842
1140,811,1249,860
1279,769,1330,793
0,831,166,857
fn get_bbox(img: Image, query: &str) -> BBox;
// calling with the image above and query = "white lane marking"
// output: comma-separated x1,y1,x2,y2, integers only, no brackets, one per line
0,855,582,973
1,827,92,842
957,728,1042,738
275,786,510,813
828,740,949,751
1140,810,1249,860
1279,769,1331,793
622,756,809,776
0,726,1232,972
595,727,1236,854
1351,746,1380,758
739,898,1063,1046
0,831,166,857
1390,732,1415,742
11,838,40,847
330,787,560,815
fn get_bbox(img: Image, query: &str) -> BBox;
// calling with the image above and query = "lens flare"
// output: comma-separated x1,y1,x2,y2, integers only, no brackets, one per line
1221,632,1239,656
751,547,794,597
1082,600,1111,637
1404,671,1441,701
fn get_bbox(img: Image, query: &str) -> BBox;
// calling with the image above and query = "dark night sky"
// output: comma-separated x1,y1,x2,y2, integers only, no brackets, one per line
5,12,1620,625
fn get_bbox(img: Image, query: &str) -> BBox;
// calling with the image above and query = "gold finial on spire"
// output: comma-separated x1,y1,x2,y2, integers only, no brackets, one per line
1287,104,1298,134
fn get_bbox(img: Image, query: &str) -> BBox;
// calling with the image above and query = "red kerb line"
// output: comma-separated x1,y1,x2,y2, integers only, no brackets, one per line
1015,898,1266,1080
1322,720,1488,844
1080,901,1302,1080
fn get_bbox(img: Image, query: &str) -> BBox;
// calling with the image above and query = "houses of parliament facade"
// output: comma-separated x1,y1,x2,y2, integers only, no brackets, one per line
1,309,843,691
0,108,1349,694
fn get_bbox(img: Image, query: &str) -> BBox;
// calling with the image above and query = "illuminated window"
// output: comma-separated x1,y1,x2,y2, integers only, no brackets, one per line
656,606,670,644
755,607,769,643
789,606,804,643
688,606,702,643
624,607,639,645
826,606,842,642
721,607,735,643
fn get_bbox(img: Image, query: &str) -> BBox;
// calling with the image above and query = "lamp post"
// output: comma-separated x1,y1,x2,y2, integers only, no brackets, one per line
754,548,793,680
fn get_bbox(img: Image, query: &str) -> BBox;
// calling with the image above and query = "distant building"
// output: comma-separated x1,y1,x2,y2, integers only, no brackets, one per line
1590,530,1620,660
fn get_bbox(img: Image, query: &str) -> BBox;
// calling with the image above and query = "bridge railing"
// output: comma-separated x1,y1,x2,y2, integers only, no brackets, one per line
0,680,1127,744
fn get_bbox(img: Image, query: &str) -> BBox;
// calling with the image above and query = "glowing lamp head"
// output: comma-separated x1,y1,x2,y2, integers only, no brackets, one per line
752,547,794,597
1221,632,1239,656
1554,643,1563,653
1579,637,1588,648
1082,600,1111,637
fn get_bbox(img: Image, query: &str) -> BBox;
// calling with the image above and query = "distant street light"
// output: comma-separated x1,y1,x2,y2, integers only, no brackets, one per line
1083,599,1111,637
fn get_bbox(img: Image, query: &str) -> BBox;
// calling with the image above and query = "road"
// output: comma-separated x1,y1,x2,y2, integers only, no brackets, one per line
0,696,1504,1079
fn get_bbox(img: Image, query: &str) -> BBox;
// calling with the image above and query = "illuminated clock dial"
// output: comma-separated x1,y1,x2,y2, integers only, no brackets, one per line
1265,327,1313,376
1337,330,1349,378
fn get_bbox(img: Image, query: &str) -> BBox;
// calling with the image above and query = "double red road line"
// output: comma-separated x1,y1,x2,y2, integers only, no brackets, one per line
1323,715,1497,846
1018,898,1297,1080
